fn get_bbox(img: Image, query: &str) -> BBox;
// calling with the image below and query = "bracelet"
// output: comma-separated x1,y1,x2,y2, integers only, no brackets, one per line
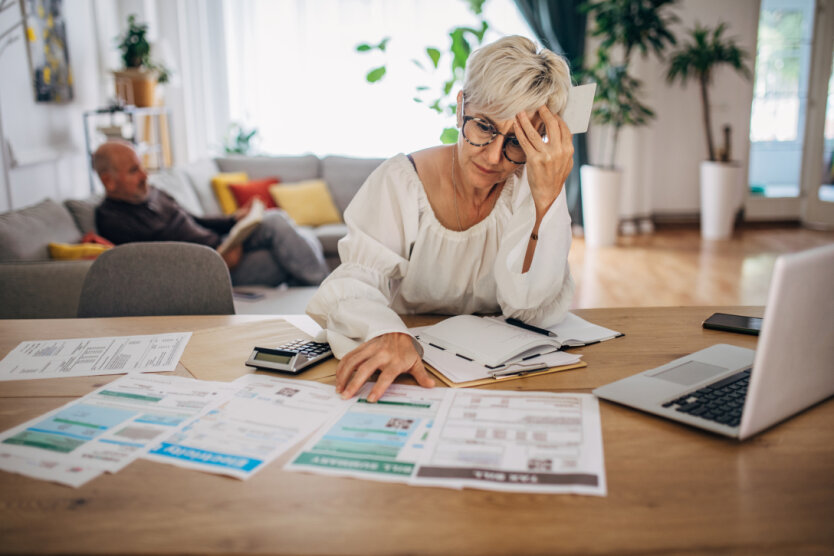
530,233,539,241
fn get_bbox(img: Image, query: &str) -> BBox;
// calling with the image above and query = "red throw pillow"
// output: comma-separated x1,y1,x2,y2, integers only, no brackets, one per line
81,232,115,247
228,178,281,209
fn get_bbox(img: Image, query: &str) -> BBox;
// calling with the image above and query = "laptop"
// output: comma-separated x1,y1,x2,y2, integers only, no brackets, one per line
593,243,834,440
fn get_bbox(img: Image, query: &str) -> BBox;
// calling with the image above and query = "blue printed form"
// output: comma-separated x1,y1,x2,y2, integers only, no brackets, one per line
0,374,237,484
144,374,348,480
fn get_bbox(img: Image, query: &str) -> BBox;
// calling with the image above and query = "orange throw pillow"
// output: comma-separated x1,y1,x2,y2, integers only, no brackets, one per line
229,178,281,209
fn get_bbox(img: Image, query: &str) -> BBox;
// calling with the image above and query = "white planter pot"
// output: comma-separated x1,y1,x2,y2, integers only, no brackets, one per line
700,161,742,240
580,165,621,247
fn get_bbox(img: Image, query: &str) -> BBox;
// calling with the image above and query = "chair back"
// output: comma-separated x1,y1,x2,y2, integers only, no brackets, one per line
77,242,235,317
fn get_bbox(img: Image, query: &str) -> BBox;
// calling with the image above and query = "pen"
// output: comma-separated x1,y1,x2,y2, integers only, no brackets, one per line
489,365,548,378
505,317,558,337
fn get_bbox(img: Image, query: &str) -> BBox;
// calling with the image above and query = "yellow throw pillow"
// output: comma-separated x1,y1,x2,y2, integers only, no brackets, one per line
48,242,111,260
211,172,249,214
269,180,342,226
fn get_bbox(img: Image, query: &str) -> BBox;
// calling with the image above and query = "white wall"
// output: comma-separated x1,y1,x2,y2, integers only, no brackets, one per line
586,0,759,221
636,0,758,219
0,0,106,212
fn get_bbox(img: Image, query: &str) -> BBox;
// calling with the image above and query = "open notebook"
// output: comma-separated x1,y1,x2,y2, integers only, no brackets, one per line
412,313,622,387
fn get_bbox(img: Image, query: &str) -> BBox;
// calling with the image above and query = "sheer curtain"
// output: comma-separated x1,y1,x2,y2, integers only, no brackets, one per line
222,0,535,158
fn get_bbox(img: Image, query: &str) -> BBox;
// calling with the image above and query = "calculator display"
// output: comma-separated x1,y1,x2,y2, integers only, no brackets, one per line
253,351,294,364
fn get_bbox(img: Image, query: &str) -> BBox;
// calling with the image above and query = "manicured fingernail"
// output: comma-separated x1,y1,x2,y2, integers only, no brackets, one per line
367,395,377,403
341,392,350,399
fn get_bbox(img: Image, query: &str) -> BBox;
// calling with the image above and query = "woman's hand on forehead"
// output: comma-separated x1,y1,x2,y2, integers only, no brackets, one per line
514,105,573,215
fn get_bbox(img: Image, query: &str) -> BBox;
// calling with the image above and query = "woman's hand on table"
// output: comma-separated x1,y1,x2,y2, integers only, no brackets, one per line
335,332,435,402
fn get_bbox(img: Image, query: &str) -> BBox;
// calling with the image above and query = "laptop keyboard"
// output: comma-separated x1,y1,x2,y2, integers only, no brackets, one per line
661,368,752,428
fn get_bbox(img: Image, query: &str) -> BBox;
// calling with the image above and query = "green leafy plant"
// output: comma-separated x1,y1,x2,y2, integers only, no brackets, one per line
224,122,259,155
581,0,679,168
115,14,171,84
356,0,489,144
665,23,752,162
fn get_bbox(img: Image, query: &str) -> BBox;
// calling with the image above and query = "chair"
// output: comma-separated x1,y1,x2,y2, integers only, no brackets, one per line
77,242,235,317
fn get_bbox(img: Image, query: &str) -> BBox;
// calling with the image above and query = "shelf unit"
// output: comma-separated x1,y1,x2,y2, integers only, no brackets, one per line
82,105,173,193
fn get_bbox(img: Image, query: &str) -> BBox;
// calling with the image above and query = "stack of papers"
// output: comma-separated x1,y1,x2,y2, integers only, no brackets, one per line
412,312,622,387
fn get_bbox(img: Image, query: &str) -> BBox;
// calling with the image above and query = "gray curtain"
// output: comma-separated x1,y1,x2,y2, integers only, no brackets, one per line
514,0,588,226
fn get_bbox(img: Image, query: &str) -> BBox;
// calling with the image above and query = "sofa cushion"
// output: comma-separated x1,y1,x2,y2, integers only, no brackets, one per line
0,260,94,318
48,241,112,260
64,195,104,234
269,180,342,227
181,158,222,215
148,168,205,216
216,155,321,182
211,172,249,214
0,199,82,261
229,177,280,209
321,156,384,215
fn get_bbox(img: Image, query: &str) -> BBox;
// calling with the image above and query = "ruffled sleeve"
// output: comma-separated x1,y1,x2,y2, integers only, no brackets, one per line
306,155,420,357
493,167,575,328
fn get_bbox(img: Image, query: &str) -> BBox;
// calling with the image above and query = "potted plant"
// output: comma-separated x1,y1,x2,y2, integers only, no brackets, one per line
666,22,751,240
113,14,171,107
579,0,678,247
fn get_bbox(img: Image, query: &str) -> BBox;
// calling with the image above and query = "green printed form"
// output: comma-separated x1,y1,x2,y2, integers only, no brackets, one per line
287,384,449,482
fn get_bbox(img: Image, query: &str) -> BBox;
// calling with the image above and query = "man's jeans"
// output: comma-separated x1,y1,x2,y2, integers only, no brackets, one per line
230,209,329,287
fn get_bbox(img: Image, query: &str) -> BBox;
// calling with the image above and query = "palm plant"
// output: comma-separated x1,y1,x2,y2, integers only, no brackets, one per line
666,23,752,162
581,0,679,168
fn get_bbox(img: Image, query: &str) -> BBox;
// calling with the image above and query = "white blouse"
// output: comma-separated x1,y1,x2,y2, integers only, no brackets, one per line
306,153,574,358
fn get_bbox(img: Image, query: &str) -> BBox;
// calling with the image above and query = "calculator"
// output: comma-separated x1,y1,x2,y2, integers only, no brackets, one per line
245,339,333,374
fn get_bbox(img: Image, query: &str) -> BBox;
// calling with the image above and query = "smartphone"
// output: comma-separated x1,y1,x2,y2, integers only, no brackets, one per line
702,313,762,336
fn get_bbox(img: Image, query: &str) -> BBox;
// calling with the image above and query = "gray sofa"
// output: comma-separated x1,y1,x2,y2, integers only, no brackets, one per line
0,154,383,318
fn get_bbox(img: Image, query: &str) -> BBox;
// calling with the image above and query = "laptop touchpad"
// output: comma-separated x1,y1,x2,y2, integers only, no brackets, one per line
649,360,728,386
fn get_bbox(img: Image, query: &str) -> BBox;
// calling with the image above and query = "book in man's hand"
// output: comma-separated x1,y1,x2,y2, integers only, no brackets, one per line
217,198,265,255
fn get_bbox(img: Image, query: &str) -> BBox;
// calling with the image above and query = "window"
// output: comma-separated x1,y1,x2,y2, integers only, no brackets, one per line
222,0,534,157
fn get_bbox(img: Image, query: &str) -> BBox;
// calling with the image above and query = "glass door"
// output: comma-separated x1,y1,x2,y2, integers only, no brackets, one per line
746,0,815,221
800,0,834,227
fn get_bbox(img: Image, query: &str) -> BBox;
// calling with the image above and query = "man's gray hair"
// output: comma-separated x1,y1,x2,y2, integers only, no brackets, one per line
463,35,571,121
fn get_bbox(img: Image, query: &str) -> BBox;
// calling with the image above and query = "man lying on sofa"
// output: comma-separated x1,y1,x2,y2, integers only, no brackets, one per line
92,141,329,286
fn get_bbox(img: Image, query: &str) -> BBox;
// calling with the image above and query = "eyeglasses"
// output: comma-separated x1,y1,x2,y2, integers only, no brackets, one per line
460,96,539,165
461,116,527,165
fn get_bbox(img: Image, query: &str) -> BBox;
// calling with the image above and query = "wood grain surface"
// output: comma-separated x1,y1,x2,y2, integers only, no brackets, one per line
1,309,832,555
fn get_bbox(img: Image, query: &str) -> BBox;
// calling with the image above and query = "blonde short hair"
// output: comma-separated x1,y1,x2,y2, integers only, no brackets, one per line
462,35,571,121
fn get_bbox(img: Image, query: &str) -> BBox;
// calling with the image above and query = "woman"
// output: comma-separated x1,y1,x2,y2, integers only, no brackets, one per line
307,35,575,402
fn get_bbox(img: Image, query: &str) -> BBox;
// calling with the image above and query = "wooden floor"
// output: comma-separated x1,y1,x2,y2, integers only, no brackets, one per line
568,224,834,308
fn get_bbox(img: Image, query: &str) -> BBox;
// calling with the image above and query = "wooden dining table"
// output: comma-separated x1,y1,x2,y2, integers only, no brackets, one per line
1,306,832,555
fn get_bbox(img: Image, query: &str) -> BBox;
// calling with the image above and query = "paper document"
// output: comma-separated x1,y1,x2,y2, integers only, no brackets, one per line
145,374,348,480
0,452,104,488
414,390,607,496
217,198,264,255
285,382,449,485
487,312,623,347
0,332,192,381
561,83,596,134
419,315,564,367
413,325,584,387
0,374,236,484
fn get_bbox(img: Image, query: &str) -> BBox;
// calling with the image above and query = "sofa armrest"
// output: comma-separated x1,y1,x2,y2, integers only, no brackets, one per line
0,260,94,318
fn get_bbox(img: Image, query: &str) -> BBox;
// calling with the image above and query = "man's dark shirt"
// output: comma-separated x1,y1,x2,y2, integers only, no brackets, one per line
96,187,235,248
